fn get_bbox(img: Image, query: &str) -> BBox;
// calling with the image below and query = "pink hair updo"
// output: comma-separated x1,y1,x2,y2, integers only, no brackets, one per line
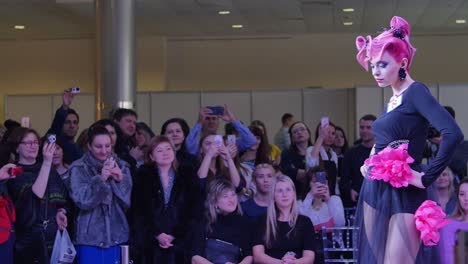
355,16,417,72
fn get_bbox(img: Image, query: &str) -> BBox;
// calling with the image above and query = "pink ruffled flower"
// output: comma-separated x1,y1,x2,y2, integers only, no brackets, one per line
364,143,414,188
414,200,449,246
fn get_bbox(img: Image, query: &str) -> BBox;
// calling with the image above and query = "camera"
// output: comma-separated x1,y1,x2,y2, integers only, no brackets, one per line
207,106,224,116
106,157,116,168
8,166,23,177
47,134,56,144
69,86,80,94
315,171,327,184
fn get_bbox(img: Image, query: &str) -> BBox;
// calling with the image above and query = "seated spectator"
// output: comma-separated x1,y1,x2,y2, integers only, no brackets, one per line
274,113,294,151
160,118,198,170
252,175,316,264
0,163,19,264
47,89,83,164
299,168,345,231
7,127,68,263
135,136,193,263
241,163,276,222
68,125,132,264
306,122,338,195
251,120,281,165
280,121,313,195
438,178,468,264
185,105,256,156
434,167,458,215
191,179,253,264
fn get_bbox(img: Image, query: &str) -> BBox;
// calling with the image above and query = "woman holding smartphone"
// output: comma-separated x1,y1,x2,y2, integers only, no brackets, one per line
7,127,68,263
68,125,132,264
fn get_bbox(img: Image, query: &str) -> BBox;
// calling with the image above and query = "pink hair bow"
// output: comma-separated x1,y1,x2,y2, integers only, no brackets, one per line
355,35,373,71
364,143,414,188
414,200,449,246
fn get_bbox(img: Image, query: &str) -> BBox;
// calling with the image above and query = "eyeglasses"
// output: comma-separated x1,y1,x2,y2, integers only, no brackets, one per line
291,127,306,135
20,140,39,147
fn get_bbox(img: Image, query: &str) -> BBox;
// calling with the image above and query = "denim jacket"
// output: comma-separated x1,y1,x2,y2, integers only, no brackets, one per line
68,152,132,248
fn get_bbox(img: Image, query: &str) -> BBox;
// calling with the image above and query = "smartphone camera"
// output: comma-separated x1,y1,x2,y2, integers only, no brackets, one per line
9,166,23,177
321,116,329,128
207,106,224,116
47,134,56,144
69,87,80,94
106,157,116,168
213,135,224,147
315,171,327,184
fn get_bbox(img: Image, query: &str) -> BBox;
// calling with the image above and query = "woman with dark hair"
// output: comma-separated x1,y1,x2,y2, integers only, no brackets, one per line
280,121,313,195
68,125,132,264
197,134,243,189
332,126,349,158
240,126,272,170
438,177,468,263
135,136,193,263
94,119,120,152
191,179,252,264
355,16,463,263
161,118,198,170
7,127,68,263
251,120,281,165
306,122,339,195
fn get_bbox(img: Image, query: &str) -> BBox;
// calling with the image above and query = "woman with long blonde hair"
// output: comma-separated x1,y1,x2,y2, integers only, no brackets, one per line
253,175,316,264
191,179,252,264
438,178,468,263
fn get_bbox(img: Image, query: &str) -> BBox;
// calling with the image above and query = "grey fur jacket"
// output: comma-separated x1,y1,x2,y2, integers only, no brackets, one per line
68,152,132,248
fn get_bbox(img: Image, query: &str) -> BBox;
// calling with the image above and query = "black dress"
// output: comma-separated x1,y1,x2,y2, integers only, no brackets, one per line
355,82,463,263
252,215,317,259
190,213,253,262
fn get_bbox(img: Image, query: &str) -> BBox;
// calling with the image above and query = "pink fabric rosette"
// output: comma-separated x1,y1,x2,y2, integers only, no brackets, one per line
414,200,449,246
364,143,414,188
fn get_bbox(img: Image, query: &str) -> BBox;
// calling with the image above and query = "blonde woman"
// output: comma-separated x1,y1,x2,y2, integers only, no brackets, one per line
438,178,468,263
433,167,457,215
253,175,316,264
191,178,252,264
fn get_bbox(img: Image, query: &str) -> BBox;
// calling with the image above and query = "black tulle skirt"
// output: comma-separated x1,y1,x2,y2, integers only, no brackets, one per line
354,176,441,263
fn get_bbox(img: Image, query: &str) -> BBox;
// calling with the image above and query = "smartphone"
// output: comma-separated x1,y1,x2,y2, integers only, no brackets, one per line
315,171,327,184
207,106,224,116
321,116,329,128
213,135,224,147
8,166,23,177
106,157,116,168
20,117,30,128
69,86,80,94
227,135,236,145
47,134,56,144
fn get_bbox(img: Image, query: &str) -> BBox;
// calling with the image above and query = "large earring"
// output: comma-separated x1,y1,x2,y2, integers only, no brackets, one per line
399,68,406,81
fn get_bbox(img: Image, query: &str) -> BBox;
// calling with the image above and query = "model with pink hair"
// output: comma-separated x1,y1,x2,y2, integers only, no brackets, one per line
354,16,463,263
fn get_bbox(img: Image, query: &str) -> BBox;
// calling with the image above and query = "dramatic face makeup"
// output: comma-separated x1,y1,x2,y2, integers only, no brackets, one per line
370,51,403,88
